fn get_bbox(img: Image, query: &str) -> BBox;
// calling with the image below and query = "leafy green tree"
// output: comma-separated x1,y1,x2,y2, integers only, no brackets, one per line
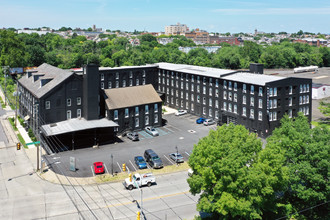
319,101,330,117
0,30,26,67
188,124,290,219
100,57,115,67
267,114,330,219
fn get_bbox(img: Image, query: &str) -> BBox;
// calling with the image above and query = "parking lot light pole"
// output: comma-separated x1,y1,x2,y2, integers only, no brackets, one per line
111,154,113,176
175,146,178,165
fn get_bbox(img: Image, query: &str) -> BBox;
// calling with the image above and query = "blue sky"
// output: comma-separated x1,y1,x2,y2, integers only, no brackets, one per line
1,0,330,33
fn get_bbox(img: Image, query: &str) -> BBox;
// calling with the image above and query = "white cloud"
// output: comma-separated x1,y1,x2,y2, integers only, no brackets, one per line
212,7,330,15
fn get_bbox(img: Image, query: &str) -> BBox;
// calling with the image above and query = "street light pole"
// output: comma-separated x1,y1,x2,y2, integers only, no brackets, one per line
111,154,113,176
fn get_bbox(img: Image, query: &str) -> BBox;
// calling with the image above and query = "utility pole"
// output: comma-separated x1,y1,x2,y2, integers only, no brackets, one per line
15,79,19,128
2,66,9,106
111,154,113,176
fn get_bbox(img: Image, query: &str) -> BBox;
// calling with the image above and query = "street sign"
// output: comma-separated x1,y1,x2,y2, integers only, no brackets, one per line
26,141,40,145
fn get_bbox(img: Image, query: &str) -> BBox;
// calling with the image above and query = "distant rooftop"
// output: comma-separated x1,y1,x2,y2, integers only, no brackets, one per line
157,62,237,78
222,72,284,86
72,64,158,74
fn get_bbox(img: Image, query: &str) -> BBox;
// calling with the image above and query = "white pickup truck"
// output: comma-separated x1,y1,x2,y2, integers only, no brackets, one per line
123,173,156,190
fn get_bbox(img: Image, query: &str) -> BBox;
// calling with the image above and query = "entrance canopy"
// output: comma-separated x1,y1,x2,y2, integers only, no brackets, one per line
41,118,118,137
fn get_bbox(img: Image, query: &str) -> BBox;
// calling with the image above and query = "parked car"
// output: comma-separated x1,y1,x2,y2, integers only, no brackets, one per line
175,109,187,116
203,119,216,126
169,153,184,163
93,162,105,174
145,126,159,136
123,173,156,190
144,149,163,169
127,132,139,141
196,117,206,124
134,156,147,169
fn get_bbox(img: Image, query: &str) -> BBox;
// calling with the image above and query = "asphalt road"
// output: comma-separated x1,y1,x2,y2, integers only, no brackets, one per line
44,113,217,177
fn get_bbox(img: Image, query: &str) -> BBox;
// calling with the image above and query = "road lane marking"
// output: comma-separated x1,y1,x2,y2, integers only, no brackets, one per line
91,166,95,177
117,162,123,172
185,152,190,156
105,190,190,208
104,164,109,174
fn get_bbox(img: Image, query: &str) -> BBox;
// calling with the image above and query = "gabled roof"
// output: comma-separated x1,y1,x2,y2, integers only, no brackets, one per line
104,84,162,110
19,63,74,98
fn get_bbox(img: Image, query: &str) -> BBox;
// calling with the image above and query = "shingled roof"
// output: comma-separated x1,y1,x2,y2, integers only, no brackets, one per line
18,63,74,98
104,84,162,110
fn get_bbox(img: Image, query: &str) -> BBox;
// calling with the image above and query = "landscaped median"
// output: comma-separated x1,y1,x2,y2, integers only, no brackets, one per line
95,162,190,183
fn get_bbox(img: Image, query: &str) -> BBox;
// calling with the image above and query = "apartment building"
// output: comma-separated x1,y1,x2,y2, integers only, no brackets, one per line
165,22,189,35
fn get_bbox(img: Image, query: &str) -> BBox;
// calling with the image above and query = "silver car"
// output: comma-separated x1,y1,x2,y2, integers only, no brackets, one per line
203,119,216,126
169,153,184,163
145,126,159,136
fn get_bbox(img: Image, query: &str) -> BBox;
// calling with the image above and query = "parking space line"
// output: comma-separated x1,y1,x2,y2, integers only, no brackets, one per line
146,164,151,169
157,128,168,136
91,166,95,177
185,152,190,156
129,160,138,172
104,164,109,174
163,126,174,133
166,124,181,131
139,131,153,139
117,162,123,172
164,155,175,165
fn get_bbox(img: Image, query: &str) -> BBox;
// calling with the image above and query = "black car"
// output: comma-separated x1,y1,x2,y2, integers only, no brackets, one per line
127,132,139,141
144,149,163,169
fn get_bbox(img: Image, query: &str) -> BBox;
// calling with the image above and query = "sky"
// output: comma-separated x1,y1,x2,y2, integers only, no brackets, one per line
1,0,330,34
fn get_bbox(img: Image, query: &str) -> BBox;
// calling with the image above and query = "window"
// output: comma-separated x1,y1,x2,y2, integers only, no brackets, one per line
269,100,273,109
209,109,212,117
251,85,254,94
289,109,292,118
307,84,310,92
136,78,139,85
228,81,232,90
101,82,104,89
228,103,232,112
203,86,206,94
77,97,81,105
145,115,149,125
158,78,161,84
203,77,206,84
250,97,254,106
197,86,200,93
228,92,232,101
215,110,219,119
259,99,262,108
135,106,139,116
234,104,237,114
289,86,293,94
259,87,263,96
274,87,277,96
203,107,206,115
176,81,178,88
129,71,133,78
191,85,194,92
243,84,246,93
258,111,262,121
243,95,246,104
142,78,145,85
250,109,254,119
162,78,165,84
269,88,273,96
154,104,158,112
142,70,146,77
215,89,219,97
176,72,178,79
223,91,227,100
299,96,302,104
181,91,183,99
215,100,219,108
154,114,159,123
191,103,194,111
77,109,81,117
306,95,309,104
273,111,277,121
303,96,306,104
224,80,227,89
167,78,169,86
289,97,292,106
223,102,227,111
300,85,303,93
203,97,206,105
171,90,174,96
116,72,119,79
101,73,104,81
197,95,200,103
242,107,246,116
45,101,50,109
209,78,212,85
197,76,200,83
306,106,309,115
176,90,178,97
209,88,212,96
186,93,189,100
116,81,119,88
234,82,237,91
186,73,189,81
186,83,189,90
171,97,174,104
145,105,150,115
67,110,71,119
191,94,194,101
209,98,212,107
191,75,194,82
273,99,277,108
216,79,219,87
135,118,139,127
234,93,237,102
269,112,273,121
303,84,306,93
181,82,183,89
67,98,71,106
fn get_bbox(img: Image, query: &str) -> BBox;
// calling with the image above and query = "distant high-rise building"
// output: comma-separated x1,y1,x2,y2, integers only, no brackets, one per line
165,22,189,35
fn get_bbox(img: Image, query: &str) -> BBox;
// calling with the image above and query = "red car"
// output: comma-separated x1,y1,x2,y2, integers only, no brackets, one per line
93,162,105,174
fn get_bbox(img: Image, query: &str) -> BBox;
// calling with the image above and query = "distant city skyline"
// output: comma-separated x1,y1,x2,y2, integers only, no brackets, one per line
1,0,330,34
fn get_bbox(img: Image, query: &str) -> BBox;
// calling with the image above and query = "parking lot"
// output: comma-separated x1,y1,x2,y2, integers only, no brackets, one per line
44,113,217,177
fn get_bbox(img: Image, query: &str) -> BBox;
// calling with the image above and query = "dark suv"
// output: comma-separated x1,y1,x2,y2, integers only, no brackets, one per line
144,149,163,169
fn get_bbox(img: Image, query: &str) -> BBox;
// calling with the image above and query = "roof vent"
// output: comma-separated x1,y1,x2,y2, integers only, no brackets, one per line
50,123,57,127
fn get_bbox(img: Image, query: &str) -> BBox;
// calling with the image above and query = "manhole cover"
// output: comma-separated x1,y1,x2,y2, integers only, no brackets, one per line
188,130,196,133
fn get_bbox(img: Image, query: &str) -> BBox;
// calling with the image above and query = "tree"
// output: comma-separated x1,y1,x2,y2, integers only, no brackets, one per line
267,114,330,219
0,30,26,67
188,124,289,219
319,101,330,117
